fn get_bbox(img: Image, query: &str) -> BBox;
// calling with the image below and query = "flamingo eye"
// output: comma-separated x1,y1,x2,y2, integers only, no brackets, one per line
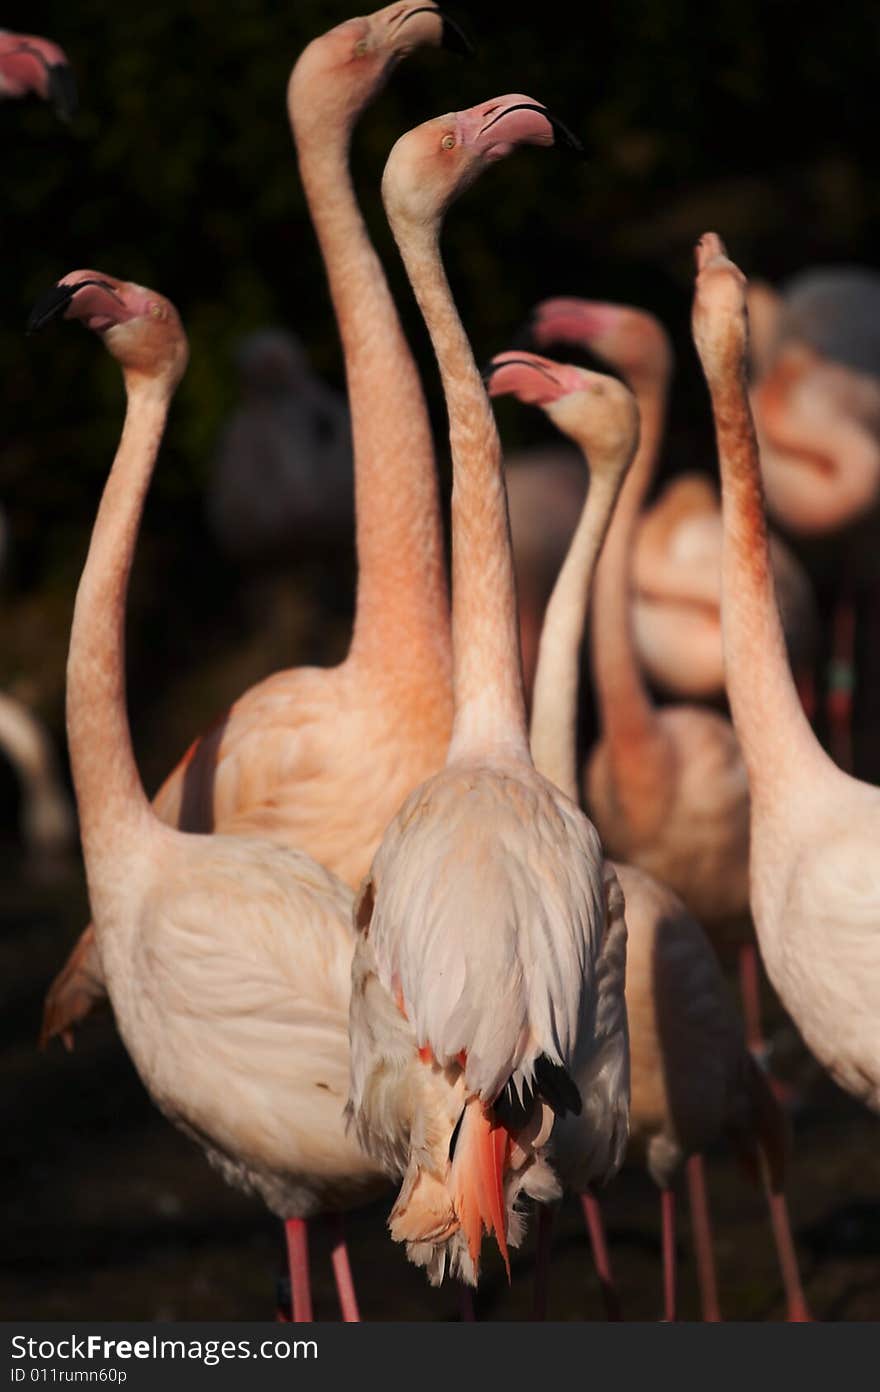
441,133,456,151
149,303,163,320
354,38,369,57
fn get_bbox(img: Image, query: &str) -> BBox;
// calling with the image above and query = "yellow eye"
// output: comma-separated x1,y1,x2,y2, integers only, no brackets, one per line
441,133,456,151
149,303,163,320
354,38,368,57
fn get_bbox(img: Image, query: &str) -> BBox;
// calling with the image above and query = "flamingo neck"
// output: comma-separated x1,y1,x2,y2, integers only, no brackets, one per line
66,375,171,876
531,454,625,801
294,112,450,684
591,379,667,774
709,344,826,805
393,219,529,762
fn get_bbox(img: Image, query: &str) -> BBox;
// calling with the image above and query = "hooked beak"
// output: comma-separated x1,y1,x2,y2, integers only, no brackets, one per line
47,61,78,122
26,278,120,335
399,7,474,56
478,102,584,159
482,353,569,406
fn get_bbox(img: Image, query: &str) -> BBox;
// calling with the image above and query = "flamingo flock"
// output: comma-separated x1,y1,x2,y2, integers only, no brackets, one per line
5,7,880,1326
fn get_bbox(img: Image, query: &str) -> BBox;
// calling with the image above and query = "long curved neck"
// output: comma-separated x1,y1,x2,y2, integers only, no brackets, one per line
591,378,667,784
393,218,529,760
294,112,450,679
67,375,171,870
531,454,624,801
708,341,827,808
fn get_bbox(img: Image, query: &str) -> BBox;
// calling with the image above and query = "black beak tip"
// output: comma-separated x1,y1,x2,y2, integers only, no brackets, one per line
26,282,76,336
548,112,586,159
440,13,475,57
480,357,501,386
47,63,78,122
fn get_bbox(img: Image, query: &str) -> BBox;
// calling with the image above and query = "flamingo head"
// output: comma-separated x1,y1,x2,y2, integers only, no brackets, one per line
27,272,188,386
692,232,749,379
486,349,640,470
0,30,77,120
288,4,471,132
530,296,672,393
382,94,582,229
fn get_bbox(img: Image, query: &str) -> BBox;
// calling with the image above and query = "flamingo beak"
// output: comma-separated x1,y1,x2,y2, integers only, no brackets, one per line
26,278,120,334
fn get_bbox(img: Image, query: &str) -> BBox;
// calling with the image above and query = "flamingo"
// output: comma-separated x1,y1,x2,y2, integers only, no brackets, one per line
526,299,756,1009
347,97,629,1289
748,268,880,772
42,3,466,1046
0,29,77,120
632,473,815,705
694,232,880,1118
28,270,388,1322
487,348,810,1323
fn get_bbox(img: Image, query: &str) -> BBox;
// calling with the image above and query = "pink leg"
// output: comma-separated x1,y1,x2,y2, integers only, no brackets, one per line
532,1204,553,1321
738,939,765,1058
661,1188,676,1323
580,1192,622,1321
685,1155,721,1322
458,1286,476,1321
828,595,855,773
284,1218,313,1323
766,1189,811,1322
328,1213,360,1322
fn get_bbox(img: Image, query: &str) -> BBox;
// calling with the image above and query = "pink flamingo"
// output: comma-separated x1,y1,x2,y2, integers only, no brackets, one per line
487,348,810,1323
42,3,464,1046
28,270,388,1322
348,97,629,1288
748,270,880,773
632,473,815,705
0,29,76,120
527,298,759,1035
694,232,880,1117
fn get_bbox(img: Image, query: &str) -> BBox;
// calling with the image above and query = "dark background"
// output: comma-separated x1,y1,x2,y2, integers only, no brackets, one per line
2,1,880,1321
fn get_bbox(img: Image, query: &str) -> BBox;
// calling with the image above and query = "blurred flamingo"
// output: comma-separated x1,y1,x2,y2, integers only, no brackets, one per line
348,98,629,1289
0,29,77,119
42,3,466,1046
0,692,75,863
695,233,880,1120
488,347,810,1323
749,268,880,773
28,270,388,1322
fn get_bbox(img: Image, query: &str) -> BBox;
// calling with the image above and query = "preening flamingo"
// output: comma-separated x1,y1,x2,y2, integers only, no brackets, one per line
347,98,629,1288
694,232,880,1118
42,3,464,1045
748,269,880,772
488,348,810,1323
0,29,77,119
28,271,388,1322
632,473,815,703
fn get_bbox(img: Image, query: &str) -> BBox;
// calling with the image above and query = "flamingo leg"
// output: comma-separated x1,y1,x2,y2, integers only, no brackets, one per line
828,593,855,774
284,1218,314,1323
685,1155,721,1321
532,1203,553,1321
738,938,766,1059
580,1192,622,1321
458,1285,476,1321
765,1188,811,1322
328,1213,360,1322
661,1187,676,1323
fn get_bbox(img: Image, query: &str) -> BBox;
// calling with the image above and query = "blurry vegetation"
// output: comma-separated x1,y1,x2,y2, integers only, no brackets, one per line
1,0,878,786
